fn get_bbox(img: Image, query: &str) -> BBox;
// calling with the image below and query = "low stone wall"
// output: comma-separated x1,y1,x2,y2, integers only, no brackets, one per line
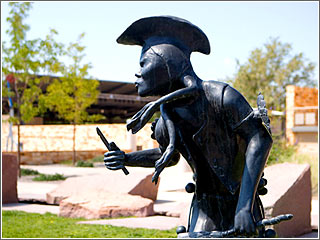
5,150,106,165
2,123,158,164
2,153,18,204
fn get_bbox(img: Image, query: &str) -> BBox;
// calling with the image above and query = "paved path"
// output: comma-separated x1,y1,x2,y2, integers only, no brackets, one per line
2,162,319,237
77,216,181,230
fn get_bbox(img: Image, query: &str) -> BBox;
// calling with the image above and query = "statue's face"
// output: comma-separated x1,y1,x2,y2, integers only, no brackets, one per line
134,47,170,97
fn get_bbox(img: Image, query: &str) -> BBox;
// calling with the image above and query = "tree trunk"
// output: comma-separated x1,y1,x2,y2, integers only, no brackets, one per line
15,80,21,178
17,122,21,178
72,123,76,165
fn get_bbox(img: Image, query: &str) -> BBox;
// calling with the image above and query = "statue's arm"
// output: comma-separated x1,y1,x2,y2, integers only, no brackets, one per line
223,86,273,234
104,147,180,169
127,85,199,134
125,148,162,167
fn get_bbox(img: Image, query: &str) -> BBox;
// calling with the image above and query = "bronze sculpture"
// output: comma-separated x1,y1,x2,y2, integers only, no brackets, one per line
102,16,291,237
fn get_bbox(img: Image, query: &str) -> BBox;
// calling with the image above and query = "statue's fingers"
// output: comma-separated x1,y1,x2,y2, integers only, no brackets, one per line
104,151,125,158
132,123,142,134
155,151,174,169
106,164,125,170
104,154,125,163
152,171,160,184
105,160,123,167
127,118,139,131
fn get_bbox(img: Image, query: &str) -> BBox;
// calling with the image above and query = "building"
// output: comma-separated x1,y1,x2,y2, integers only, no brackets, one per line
286,85,318,156
2,75,158,124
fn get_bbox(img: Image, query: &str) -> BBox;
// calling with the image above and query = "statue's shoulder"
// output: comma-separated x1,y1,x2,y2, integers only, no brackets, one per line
201,80,229,109
202,80,229,89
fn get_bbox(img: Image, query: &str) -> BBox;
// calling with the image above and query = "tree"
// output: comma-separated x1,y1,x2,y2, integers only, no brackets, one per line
2,2,64,175
227,37,316,111
44,33,104,165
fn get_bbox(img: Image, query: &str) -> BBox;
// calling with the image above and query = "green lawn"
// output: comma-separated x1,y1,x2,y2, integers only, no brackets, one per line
2,211,177,238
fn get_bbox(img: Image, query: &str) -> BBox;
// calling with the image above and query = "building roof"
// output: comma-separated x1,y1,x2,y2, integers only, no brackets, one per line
2,76,159,123
88,80,158,121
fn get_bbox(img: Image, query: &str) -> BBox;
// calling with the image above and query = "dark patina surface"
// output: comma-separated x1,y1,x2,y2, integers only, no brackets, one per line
102,16,291,238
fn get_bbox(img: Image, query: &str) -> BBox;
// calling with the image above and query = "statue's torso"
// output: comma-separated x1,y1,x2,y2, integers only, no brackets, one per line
152,81,263,232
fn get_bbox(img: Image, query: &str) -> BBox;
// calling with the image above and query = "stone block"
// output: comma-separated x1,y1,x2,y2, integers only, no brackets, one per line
59,191,154,219
47,171,159,205
2,153,18,204
260,162,312,237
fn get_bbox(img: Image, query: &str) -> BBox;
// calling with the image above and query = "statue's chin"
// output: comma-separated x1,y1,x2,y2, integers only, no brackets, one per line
137,89,152,97
138,87,158,97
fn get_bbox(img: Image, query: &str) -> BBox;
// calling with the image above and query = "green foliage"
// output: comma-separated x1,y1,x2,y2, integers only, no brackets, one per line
32,173,66,181
20,168,40,176
44,34,104,125
2,2,64,124
75,160,94,168
90,155,104,162
227,37,316,111
43,33,104,164
2,211,177,238
267,135,297,165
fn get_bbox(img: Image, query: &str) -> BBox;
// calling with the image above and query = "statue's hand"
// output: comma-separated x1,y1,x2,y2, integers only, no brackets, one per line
127,101,158,134
104,148,126,171
234,209,258,237
152,144,175,184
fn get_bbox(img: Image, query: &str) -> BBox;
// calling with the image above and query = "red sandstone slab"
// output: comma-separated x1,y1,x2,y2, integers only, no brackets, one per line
260,162,312,237
2,154,18,204
59,191,154,219
47,171,159,205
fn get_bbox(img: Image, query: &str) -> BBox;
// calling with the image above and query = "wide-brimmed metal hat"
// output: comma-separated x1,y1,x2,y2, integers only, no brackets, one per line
116,15,210,57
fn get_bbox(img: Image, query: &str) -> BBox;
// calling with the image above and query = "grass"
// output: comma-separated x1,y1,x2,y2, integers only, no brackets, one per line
21,168,67,181
32,173,67,181
2,211,177,238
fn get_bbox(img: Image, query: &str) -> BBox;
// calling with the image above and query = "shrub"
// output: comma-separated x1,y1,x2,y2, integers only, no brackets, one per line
75,160,94,168
267,134,297,165
20,168,40,176
90,155,104,162
32,173,66,181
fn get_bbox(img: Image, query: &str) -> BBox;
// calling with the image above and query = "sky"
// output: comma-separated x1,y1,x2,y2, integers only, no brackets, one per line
1,1,319,84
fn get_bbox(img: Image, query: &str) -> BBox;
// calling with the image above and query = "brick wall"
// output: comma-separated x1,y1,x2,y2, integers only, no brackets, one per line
285,85,318,156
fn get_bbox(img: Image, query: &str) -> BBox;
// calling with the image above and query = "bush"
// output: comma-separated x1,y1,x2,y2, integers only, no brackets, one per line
90,155,104,162
20,168,40,176
32,173,66,181
267,134,296,165
75,160,94,167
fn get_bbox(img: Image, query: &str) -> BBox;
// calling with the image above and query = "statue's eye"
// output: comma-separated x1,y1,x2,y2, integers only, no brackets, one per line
140,61,145,67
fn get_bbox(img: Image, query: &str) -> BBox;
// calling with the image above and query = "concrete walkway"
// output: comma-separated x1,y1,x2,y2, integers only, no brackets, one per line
2,162,319,237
